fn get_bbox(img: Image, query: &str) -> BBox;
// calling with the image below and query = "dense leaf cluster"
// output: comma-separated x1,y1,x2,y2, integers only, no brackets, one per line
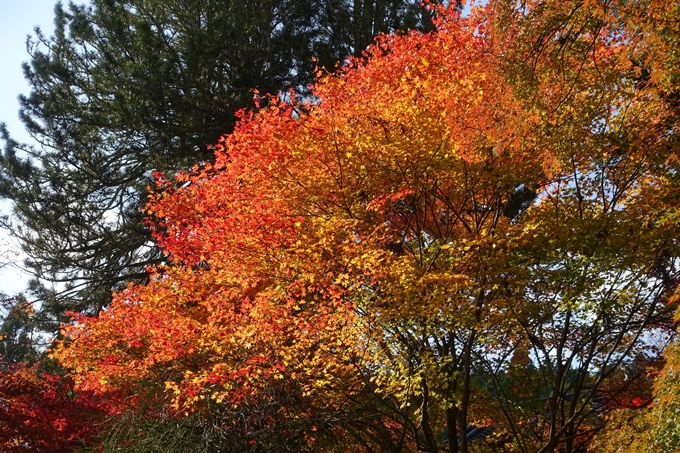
0,0,437,338
1,0,680,452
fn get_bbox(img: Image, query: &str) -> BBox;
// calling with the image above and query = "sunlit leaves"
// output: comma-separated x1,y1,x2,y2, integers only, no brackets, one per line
51,1,680,451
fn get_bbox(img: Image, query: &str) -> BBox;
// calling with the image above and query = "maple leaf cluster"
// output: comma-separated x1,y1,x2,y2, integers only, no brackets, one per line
4,0,679,451
0,362,113,452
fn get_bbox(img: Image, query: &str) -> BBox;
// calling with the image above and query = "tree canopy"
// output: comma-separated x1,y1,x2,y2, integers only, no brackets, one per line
0,0,438,341
44,1,680,451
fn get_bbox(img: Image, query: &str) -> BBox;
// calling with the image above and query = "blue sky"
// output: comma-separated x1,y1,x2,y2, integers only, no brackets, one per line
0,0,57,295
1,0,57,143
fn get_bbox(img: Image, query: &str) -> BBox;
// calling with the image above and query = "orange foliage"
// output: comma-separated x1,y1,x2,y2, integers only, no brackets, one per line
51,1,680,451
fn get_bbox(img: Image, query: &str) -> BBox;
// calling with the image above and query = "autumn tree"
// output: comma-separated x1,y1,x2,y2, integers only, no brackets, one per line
0,0,439,339
589,295,680,453
477,1,680,450
52,1,680,452
0,362,113,452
